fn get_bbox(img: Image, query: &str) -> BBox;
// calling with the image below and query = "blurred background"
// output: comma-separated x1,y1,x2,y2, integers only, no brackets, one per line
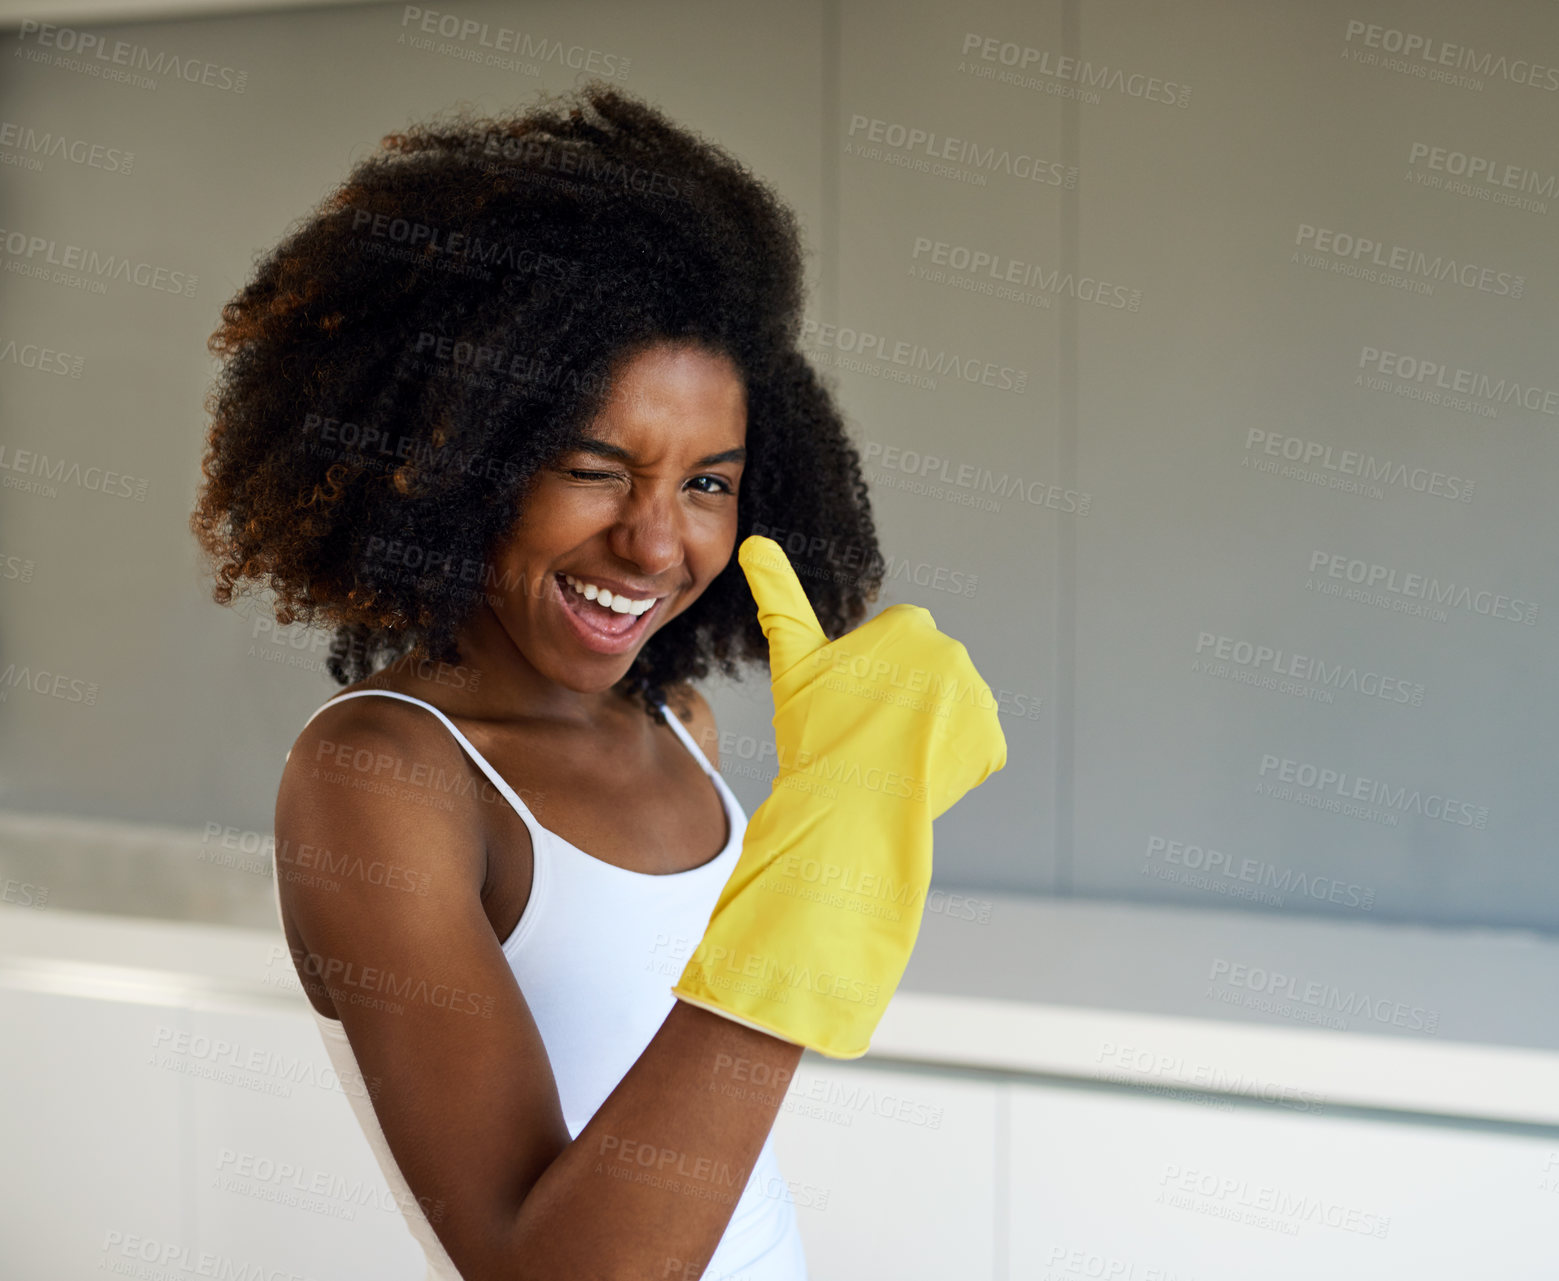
2,0,1556,1277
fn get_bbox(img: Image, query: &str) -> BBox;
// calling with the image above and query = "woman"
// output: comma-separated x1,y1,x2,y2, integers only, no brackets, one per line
190,83,884,1279
192,81,1008,1279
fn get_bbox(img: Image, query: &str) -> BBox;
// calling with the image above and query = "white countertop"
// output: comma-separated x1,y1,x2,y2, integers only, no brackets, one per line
4,889,1556,1128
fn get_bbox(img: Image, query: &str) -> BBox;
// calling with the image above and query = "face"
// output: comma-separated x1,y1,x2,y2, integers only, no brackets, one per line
482,341,748,699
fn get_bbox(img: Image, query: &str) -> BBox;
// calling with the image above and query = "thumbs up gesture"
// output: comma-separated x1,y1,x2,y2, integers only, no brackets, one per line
671,535,1007,1059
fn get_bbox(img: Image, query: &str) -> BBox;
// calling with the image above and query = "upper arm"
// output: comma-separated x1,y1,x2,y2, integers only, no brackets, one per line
275,699,568,1273
667,682,719,771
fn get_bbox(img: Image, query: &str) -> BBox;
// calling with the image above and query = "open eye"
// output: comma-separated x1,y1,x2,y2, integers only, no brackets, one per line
689,475,736,495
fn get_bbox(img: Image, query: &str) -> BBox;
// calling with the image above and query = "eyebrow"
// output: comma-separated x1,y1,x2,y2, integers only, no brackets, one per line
560,433,747,467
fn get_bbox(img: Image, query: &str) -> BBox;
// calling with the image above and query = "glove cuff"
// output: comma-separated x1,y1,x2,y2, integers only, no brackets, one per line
670,985,872,1061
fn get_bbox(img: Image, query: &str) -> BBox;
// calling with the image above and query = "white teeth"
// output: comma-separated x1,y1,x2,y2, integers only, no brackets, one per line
563,574,656,616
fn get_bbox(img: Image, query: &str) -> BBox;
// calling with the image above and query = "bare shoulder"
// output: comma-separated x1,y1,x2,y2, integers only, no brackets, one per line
664,681,719,772
274,691,488,932
278,691,479,820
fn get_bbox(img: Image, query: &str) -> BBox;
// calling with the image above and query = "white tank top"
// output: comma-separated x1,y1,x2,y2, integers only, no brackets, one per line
273,688,810,1281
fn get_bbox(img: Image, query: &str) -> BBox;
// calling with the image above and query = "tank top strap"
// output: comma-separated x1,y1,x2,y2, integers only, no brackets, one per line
288,689,542,825
656,694,719,778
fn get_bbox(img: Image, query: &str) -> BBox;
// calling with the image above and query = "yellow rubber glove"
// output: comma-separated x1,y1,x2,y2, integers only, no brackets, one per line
671,534,1007,1059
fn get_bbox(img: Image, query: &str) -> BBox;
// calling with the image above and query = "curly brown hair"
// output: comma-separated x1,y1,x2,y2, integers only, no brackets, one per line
190,81,884,722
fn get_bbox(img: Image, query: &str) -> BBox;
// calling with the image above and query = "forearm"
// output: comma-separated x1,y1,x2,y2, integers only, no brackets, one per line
490,1000,803,1281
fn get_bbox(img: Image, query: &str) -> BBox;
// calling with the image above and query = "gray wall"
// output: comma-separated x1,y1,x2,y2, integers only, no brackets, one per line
2,0,1556,931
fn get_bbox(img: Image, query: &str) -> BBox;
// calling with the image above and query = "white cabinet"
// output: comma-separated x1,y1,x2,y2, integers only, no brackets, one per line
769,1058,1002,1281
0,985,423,1281
1005,1077,1559,1281
0,988,186,1278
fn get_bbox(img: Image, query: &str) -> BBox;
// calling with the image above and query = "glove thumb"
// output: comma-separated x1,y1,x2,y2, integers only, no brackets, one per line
738,535,829,682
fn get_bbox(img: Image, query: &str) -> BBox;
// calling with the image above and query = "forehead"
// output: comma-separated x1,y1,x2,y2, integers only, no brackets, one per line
593,342,747,437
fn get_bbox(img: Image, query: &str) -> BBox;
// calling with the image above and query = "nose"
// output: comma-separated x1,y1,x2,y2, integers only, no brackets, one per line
604,481,686,581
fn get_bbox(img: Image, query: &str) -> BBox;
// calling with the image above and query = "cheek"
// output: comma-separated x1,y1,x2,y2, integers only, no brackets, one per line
502,482,590,554
484,508,551,608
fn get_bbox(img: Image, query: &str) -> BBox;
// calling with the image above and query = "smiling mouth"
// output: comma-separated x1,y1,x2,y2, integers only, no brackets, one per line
552,571,665,651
